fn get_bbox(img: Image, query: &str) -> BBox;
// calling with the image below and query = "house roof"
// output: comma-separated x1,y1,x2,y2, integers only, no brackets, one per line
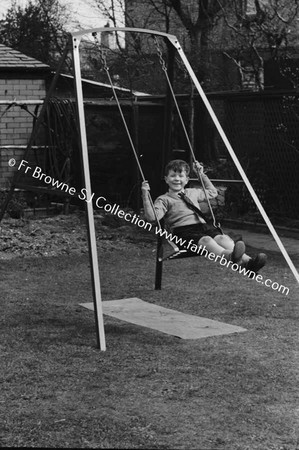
0,44,50,72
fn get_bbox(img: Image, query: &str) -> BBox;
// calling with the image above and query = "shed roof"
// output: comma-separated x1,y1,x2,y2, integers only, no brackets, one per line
0,44,49,72
58,73,151,97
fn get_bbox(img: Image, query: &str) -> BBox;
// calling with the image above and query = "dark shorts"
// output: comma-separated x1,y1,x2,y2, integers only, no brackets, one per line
172,223,220,254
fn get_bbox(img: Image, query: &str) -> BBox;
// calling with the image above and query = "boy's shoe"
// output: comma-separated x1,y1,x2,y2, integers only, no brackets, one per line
246,253,267,277
230,240,246,264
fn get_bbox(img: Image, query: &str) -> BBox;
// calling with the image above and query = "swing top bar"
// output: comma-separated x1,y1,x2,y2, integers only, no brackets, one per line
71,27,178,44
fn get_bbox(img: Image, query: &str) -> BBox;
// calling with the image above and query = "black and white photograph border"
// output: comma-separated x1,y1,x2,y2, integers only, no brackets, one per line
1,4,299,450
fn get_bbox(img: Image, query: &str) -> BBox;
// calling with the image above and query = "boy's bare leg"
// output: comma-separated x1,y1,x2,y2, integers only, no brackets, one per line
198,235,234,258
214,234,235,252
214,235,259,266
198,235,246,264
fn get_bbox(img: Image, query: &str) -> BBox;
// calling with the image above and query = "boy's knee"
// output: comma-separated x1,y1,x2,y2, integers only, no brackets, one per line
214,234,234,246
215,233,231,242
198,235,214,246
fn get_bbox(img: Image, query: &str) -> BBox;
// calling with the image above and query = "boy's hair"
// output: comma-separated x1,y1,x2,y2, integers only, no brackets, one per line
165,159,190,176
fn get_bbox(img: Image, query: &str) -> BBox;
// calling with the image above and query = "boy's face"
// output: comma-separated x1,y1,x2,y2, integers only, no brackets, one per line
164,169,189,193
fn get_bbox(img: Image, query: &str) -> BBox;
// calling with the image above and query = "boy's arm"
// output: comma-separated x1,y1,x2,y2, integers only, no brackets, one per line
200,173,218,198
193,161,218,199
141,181,161,222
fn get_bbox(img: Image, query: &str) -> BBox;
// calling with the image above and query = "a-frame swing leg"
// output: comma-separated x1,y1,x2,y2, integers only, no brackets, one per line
71,34,106,351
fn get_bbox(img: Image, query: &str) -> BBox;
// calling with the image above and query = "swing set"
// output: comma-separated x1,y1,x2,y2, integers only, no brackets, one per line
2,27,298,350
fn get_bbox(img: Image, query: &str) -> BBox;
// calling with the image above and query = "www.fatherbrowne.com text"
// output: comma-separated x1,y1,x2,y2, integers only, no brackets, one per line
16,160,290,296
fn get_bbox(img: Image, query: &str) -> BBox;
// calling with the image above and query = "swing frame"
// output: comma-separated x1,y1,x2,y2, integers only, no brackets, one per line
70,27,298,347
2,27,297,351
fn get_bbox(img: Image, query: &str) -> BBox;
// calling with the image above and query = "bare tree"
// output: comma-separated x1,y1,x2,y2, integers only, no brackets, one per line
217,0,299,90
91,0,231,86
90,0,299,91
0,0,70,68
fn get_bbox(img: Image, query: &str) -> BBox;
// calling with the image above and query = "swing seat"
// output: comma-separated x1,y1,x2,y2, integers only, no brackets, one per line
159,247,188,261
156,219,196,262
156,233,202,262
155,224,206,289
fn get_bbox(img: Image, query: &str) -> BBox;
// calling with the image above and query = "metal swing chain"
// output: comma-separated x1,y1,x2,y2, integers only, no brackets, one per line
153,36,221,231
92,32,163,231
93,33,146,180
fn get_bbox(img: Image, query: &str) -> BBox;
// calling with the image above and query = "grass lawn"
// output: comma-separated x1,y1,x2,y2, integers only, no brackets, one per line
1,213,299,449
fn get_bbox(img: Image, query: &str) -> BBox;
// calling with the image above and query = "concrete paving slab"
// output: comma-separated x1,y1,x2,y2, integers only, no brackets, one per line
80,298,247,340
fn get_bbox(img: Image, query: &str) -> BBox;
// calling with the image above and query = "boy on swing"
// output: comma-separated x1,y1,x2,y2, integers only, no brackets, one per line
141,159,267,274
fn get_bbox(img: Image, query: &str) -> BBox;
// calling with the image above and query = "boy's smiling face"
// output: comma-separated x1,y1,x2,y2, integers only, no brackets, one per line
164,169,189,193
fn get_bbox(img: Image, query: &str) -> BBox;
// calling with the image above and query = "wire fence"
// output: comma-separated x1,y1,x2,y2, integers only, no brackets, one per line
3,91,298,225
44,91,299,223
193,90,299,223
